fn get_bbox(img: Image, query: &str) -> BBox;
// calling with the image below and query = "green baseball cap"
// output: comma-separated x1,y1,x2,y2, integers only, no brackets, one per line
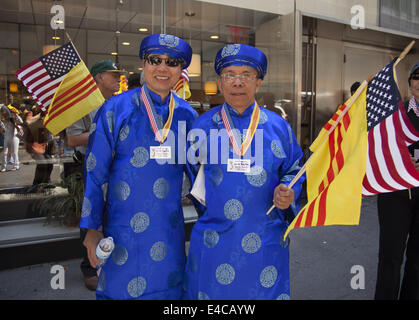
90,60,124,78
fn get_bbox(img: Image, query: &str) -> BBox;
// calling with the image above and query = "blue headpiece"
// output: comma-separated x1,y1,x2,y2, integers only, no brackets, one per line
410,62,419,77
139,34,192,69
214,44,267,79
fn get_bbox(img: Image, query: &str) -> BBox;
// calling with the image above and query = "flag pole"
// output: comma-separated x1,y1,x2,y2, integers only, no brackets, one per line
266,79,368,215
65,32,83,62
394,40,415,68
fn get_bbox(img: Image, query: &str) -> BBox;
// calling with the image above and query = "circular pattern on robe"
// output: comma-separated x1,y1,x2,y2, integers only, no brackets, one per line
119,124,130,141
224,199,243,221
153,178,170,199
215,263,235,285
81,197,92,218
130,147,149,168
112,244,128,265
259,111,268,124
203,229,219,248
246,166,267,187
208,167,223,187
271,140,286,159
198,291,210,300
130,212,150,233
212,112,222,125
260,265,278,288
114,181,130,201
241,232,262,253
127,276,146,298
167,270,182,289
106,111,114,133
150,241,167,262
276,293,290,300
97,270,106,291
86,152,96,172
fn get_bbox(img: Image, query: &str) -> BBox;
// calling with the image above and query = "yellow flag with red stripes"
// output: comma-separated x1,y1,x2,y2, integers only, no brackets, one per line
173,69,191,100
43,61,105,135
284,84,368,240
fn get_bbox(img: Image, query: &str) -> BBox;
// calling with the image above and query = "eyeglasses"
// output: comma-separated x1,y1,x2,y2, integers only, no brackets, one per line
144,55,184,68
220,72,257,83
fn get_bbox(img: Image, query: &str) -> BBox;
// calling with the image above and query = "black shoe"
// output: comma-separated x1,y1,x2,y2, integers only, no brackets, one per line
83,275,98,291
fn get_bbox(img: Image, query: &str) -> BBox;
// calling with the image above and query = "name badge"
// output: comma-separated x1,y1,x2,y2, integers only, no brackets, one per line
415,149,419,161
150,146,171,159
227,158,251,173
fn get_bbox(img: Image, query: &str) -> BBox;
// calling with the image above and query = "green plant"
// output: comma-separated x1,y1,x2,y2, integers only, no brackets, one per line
40,171,84,226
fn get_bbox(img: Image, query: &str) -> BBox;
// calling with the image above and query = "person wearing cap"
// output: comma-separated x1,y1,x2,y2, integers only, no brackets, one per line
80,34,198,299
65,60,124,291
66,60,123,154
375,62,419,300
183,44,304,300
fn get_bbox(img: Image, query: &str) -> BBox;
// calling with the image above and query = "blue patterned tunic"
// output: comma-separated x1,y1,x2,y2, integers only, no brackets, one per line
183,102,303,300
79,87,197,299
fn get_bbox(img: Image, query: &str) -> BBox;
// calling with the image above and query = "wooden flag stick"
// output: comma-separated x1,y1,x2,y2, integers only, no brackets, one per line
395,40,415,68
266,79,369,215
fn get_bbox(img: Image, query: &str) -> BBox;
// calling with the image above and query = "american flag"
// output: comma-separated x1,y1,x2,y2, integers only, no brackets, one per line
362,58,419,195
15,43,80,111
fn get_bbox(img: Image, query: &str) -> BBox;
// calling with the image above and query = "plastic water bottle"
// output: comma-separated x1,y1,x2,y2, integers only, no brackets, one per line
96,237,114,274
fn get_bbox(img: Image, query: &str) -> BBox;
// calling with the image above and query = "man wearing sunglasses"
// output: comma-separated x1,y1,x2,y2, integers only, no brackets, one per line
375,62,419,300
79,34,197,300
183,44,303,300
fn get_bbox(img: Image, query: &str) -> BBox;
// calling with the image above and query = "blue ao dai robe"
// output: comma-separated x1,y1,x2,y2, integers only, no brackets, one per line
183,102,304,300
79,87,197,299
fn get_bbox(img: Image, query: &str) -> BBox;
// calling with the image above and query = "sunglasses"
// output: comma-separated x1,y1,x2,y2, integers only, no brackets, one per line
144,55,184,68
411,73,419,80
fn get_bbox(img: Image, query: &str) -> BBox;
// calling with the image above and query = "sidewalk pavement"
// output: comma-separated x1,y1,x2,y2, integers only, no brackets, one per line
0,196,380,300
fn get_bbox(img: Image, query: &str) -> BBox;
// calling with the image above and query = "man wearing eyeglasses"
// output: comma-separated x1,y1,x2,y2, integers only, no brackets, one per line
80,34,198,300
375,62,419,300
183,44,304,300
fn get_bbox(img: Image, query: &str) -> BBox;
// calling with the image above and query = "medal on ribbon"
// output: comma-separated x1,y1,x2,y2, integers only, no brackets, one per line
140,85,175,144
141,85,175,160
220,102,260,157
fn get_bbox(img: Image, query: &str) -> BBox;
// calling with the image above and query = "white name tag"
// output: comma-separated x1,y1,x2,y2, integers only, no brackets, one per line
150,146,171,159
227,158,251,173
415,149,419,160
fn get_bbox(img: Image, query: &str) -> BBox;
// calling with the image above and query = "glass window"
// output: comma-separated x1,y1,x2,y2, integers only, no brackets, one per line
0,0,296,258
380,0,419,35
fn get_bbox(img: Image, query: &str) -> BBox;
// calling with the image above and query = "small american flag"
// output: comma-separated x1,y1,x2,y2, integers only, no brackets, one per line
15,43,80,111
362,58,419,195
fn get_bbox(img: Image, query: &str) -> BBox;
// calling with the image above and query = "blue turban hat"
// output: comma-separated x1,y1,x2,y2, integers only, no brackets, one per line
410,62,419,76
214,44,268,79
139,34,192,69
